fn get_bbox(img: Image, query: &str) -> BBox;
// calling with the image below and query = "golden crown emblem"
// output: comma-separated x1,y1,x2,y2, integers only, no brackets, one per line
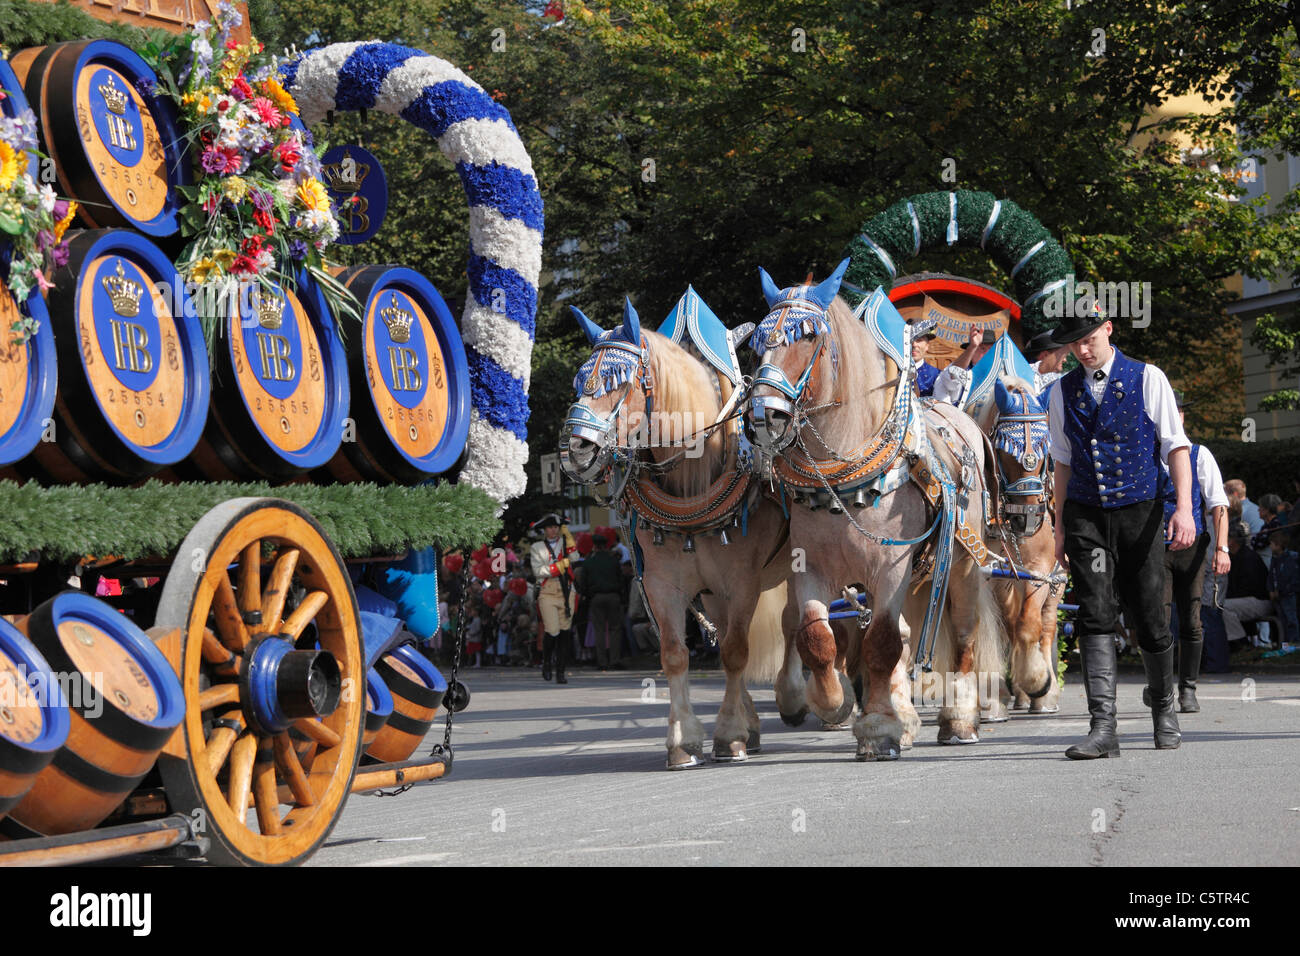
102,259,143,317
321,155,370,193
252,288,286,330
380,294,413,343
98,74,129,116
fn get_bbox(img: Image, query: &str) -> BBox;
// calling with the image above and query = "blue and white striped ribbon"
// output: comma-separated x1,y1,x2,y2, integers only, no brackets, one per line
946,192,958,246
907,201,921,257
282,42,543,504
1023,277,1070,309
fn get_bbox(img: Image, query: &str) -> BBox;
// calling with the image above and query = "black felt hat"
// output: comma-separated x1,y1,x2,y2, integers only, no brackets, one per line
1025,331,1063,356
1049,300,1109,346
531,513,564,530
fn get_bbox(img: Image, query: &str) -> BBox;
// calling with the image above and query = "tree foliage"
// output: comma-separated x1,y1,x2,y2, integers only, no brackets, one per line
243,0,1297,516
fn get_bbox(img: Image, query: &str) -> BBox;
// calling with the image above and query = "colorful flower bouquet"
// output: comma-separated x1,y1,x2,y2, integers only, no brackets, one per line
141,3,358,344
0,79,76,344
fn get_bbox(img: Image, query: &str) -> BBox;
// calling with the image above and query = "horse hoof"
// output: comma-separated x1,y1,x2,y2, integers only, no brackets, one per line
779,707,809,727
1012,694,1030,711
666,747,703,770
1029,702,1060,714
856,738,902,761
713,739,750,762
939,732,980,745
747,731,762,754
820,721,851,731
981,710,1010,724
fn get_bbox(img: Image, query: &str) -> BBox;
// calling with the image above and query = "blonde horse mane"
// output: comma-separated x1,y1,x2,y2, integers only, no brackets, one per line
641,329,729,498
823,296,889,436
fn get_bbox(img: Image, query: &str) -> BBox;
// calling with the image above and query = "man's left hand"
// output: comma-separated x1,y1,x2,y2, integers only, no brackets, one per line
1167,507,1196,551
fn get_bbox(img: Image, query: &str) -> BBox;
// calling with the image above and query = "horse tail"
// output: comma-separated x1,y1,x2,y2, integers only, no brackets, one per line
744,581,790,683
926,569,1007,698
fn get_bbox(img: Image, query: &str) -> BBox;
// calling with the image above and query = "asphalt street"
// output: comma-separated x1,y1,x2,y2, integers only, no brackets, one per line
314,666,1300,866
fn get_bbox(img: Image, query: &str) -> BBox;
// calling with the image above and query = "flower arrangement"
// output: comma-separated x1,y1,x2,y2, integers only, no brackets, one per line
141,2,357,343
0,79,76,344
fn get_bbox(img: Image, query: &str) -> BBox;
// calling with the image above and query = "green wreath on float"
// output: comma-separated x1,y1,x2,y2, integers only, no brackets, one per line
840,189,1074,337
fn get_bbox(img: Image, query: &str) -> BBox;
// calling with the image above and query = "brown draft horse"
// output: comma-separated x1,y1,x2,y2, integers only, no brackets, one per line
746,264,1006,759
562,298,855,769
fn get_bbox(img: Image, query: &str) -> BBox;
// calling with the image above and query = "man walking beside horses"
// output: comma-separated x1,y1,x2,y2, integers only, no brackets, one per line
1046,303,1197,759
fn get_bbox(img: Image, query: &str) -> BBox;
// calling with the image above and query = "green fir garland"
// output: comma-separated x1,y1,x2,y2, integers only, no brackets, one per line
842,190,1075,336
0,480,501,562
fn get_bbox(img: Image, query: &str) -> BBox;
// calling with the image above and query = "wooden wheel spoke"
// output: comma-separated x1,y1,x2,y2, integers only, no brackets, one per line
205,708,244,777
273,733,315,807
253,740,283,835
237,541,262,622
281,590,329,642
201,628,242,676
261,548,301,635
226,732,257,818
198,682,241,712
213,574,250,652
292,717,340,749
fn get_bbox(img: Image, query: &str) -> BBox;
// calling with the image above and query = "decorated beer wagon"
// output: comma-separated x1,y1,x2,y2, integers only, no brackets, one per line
0,10,541,865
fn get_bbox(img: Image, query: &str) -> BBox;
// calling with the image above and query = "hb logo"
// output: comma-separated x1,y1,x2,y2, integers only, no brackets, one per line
387,347,422,392
256,333,296,382
109,320,152,373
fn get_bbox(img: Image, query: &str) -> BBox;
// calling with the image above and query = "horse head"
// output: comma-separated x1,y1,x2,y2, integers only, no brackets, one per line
560,293,727,493
560,297,648,483
991,378,1051,537
744,258,851,453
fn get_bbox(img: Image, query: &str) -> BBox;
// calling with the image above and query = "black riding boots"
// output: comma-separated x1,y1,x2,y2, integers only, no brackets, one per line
1066,633,1122,760
1142,645,1182,749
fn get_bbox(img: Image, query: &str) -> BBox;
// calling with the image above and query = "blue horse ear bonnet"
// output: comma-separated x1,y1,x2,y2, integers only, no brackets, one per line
748,258,851,353
570,298,646,398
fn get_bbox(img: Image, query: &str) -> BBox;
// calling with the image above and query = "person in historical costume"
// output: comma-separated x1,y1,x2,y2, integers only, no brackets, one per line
933,324,998,404
1024,329,1070,399
528,512,579,684
1047,301,1196,758
909,318,941,396
1151,391,1229,714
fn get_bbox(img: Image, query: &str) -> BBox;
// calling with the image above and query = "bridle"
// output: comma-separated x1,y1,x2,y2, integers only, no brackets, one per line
990,388,1050,538
559,334,655,485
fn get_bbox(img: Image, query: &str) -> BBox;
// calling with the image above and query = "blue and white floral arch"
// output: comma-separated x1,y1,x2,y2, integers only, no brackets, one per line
283,42,542,504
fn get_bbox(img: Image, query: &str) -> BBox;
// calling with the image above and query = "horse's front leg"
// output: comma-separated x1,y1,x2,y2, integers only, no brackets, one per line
645,578,705,770
1032,583,1063,714
713,598,758,761
855,558,909,760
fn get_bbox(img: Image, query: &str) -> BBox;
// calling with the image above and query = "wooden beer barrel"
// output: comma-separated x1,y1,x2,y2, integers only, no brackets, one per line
183,271,349,480
13,40,190,238
0,60,59,471
0,618,70,822
323,266,470,484
367,644,445,763
4,591,185,836
363,667,394,750
18,229,209,483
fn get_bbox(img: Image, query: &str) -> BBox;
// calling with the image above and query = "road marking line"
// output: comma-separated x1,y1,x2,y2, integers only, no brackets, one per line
566,840,725,853
353,852,458,866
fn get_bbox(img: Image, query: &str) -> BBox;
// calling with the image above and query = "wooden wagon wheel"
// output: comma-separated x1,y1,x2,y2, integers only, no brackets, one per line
154,498,364,866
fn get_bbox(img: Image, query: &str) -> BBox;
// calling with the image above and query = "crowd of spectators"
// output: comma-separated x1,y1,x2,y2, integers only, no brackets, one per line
428,524,717,671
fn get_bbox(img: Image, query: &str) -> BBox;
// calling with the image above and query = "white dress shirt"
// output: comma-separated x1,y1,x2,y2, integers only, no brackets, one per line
932,363,968,405
1047,347,1189,465
1030,360,1063,396
1192,445,1229,512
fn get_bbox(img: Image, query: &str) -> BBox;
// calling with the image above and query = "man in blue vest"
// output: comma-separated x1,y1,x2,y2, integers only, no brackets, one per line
1047,302,1196,758
1149,392,1229,714
910,318,940,396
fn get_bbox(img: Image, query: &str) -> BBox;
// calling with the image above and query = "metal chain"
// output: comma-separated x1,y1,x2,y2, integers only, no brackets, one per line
429,553,469,772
